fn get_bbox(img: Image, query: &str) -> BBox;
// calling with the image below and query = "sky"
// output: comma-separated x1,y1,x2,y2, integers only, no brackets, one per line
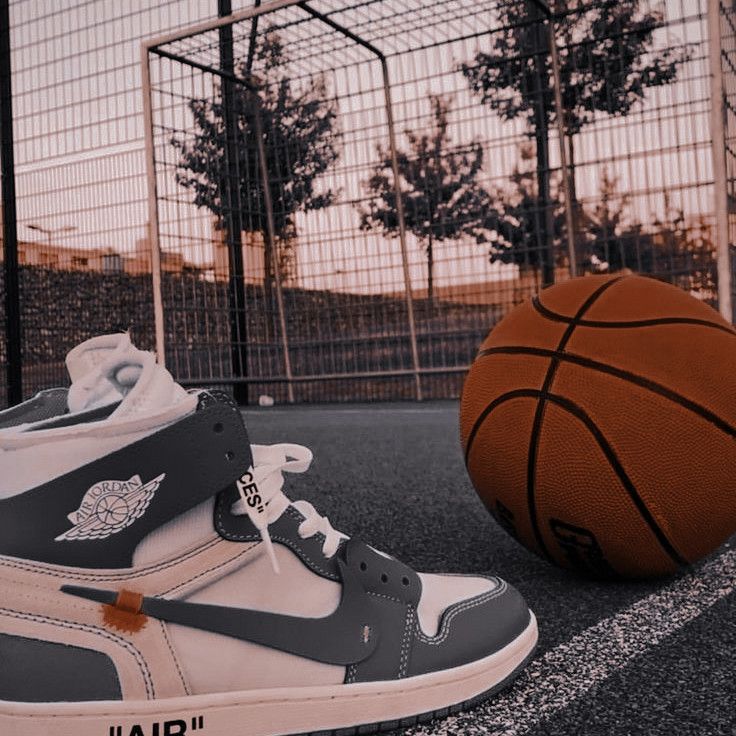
7,0,719,295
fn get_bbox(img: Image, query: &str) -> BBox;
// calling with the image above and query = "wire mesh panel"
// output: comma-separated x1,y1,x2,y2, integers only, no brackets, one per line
147,6,427,402
0,0,728,407
145,0,721,402
4,0,260,405
562,0,717,299
719,0,736,318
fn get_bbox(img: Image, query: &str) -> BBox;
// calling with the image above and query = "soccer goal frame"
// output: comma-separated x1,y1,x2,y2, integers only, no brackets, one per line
141,0,734,403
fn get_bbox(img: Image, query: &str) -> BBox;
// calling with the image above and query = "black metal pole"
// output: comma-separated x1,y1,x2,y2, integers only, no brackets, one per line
218,0,249,405
0,0,22,406
530,0,551,16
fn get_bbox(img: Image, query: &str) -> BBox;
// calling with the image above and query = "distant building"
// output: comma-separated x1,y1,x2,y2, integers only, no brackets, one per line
397,267,570,305
14,240,123,273
212,220,299,284
1,207,300,283
0,236,128,274
212,226,266,284
131,236,202,276
0,224,202,278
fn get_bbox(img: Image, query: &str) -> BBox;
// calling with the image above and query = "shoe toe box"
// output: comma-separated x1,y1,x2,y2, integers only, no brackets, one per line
407,575,532,677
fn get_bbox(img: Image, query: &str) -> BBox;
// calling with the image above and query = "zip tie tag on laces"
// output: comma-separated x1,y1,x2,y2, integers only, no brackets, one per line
236,468,281,574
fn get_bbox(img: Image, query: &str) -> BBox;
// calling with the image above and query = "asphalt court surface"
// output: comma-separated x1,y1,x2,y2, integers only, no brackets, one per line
243,401,736,736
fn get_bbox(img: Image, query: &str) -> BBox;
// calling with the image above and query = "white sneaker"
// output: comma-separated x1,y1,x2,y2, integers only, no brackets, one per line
0,334,537,736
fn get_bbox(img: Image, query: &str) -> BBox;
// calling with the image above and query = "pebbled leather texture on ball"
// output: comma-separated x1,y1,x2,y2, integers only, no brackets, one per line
460,274,736,579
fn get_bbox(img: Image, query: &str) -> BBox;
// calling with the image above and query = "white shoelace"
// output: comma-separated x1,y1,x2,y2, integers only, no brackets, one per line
231,443,349,573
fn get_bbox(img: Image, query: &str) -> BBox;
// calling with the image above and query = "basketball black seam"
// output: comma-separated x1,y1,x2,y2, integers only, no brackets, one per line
463,387,688,567
476,345,736,439
532,296,736,336
526,276,627,562
545,393,687,566
464,389,540,466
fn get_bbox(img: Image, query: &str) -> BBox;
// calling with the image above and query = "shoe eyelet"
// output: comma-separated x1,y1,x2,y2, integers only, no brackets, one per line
360,561,367,571
225,450,235,461
402,576,410,586
213,422,224,433
380,573,389,584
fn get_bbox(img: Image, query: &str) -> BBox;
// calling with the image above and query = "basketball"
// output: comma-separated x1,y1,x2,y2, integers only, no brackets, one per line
460,274,736,578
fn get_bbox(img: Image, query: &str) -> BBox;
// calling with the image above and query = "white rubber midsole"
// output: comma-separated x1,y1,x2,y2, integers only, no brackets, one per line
1,613,537,736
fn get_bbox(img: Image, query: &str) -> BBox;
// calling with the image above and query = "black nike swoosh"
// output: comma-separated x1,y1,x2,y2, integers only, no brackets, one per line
61,557,380,666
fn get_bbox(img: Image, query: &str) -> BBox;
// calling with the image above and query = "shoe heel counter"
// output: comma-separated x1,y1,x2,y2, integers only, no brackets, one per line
0,632,122,702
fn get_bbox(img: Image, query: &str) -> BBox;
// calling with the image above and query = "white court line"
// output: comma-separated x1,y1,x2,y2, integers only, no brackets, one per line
413,545,736,736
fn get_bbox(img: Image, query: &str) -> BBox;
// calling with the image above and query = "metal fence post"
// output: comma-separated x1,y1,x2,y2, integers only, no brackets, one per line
0,0,22,405
381,59,424,401
140,45,167,366
708,0,733,322
219,0,251,405
547,8,578,278
297,2,423,400
252,98,295,404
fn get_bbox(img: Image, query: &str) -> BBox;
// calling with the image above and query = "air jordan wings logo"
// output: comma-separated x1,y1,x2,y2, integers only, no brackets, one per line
55,473,166,542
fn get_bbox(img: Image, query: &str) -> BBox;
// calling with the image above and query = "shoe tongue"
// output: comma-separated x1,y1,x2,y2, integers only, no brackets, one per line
65,333,188,417
65,333,135,383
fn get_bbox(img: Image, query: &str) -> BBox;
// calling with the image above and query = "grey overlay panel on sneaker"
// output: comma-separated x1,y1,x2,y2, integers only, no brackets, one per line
0,393,253,568
348,575,530,683
0,632,122,702
0,388,70,429
216,497,425,602
64,504,531,683
26,399,120,430
217,492,531,681
217,502,343,579
407,581,531,677
61,538,414,667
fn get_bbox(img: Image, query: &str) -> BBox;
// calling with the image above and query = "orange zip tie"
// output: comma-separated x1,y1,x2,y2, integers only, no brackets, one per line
102,589,148,634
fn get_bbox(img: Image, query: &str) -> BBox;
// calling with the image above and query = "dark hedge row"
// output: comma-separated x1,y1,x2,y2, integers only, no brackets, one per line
0,266,499,403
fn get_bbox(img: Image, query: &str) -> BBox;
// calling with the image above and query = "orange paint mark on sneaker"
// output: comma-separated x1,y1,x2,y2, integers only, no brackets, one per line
102,589,147,634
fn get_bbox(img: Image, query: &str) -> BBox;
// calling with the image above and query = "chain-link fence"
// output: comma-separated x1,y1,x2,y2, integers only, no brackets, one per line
2,0,735,406
142,0,731,402
716,0,736,308
1,0,257,405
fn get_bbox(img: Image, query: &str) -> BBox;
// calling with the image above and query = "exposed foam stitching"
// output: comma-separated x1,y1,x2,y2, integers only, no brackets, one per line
0,537,221,582
1,585,113,616
158,620,190,696
344,662,358,684
0,606,155,699
398,606,415,678
161,545,257,597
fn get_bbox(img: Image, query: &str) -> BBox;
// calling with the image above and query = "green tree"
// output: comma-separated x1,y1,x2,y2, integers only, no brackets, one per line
583,170,655,273
648,206,717,302
359,95,495,308
483,145,564,287
461,1,689,285
584,173,716,300
172,28,341,291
